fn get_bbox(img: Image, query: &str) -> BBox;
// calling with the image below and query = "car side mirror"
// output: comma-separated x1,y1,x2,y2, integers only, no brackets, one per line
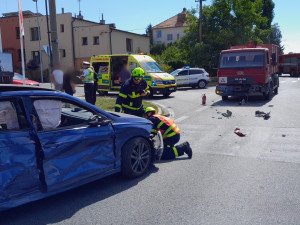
88,115,111,127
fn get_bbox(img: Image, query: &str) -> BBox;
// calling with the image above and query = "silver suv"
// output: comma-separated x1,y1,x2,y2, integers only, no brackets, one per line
170,67,210,88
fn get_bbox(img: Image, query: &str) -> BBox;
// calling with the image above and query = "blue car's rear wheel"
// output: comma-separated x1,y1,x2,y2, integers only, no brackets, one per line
121,137,151,178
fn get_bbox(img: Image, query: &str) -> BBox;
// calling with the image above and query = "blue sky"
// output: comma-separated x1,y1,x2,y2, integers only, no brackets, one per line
0,0,298,54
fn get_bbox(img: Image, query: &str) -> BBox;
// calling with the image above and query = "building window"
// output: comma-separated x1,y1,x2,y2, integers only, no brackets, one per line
177,33,180,40
82,37,88,45
18,49,26,62
93,36,100,45
60,24,64,32
31,27,40,41
157,30,162,38
157,41,161,44
60,49,66,58
126,38,132,52
32,51,40,64
16,27,20,39
167,34,173,41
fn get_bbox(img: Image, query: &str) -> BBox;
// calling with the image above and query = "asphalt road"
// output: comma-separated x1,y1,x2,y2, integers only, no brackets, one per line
2,76,300,225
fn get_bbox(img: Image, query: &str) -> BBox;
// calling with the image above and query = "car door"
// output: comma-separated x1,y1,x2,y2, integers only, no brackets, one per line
176,70,189,86
28,96,116,192
189,69,203,85
0,97,43,205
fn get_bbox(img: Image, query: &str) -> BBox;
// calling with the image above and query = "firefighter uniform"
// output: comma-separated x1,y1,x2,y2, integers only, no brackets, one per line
145,107,192,160
115,67,150,117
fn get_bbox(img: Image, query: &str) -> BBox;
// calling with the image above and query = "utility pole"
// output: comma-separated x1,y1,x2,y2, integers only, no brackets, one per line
195,0,206,43
48,0,59,70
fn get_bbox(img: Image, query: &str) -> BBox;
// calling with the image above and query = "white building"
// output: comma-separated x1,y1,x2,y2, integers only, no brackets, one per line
152,8,188,45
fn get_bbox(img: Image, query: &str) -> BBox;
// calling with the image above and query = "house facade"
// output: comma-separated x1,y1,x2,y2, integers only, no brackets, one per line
23,12,149,71
152,8,188,45
0,11,36,70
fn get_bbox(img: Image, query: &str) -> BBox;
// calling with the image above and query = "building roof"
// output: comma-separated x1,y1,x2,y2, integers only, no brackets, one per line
2,11,41,17
153,8,188,29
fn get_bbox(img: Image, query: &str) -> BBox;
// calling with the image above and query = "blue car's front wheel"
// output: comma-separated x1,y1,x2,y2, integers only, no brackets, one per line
121,137,152,178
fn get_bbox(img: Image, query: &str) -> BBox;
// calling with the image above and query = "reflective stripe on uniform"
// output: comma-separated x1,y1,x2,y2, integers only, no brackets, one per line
128,91,141,98
157,121,164,129
151,129,157,133
115,104,122,109
173,147,179,157
162,124,176,138
122,104,141,110
119,93,127,98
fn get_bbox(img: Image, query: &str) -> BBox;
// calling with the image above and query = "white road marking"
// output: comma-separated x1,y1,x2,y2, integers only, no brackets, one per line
280,81,286,83
292,81,297,83
196,107,207,112
175,116,189,123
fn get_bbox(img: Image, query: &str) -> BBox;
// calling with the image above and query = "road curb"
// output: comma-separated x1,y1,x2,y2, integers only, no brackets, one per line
149,102,175,118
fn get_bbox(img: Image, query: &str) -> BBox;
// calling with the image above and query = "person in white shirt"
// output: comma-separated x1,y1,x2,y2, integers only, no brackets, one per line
50,64,64,91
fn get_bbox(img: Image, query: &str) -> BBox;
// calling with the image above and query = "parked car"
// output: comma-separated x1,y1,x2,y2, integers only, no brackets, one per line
170,67,210,88
13,72,40,86
0,85,162,212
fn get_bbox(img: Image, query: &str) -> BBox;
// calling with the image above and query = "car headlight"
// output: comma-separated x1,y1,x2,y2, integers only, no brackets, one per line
152,79,163,86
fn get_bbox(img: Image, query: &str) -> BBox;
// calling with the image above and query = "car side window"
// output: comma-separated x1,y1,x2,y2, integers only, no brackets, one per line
178,70,188,76
190,70,203,75
0,99,29,132
32,98,100,131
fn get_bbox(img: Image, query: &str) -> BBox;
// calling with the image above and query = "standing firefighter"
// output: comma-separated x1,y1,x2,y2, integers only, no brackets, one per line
115,67,150,117
78,62,96,105
145,107,193,160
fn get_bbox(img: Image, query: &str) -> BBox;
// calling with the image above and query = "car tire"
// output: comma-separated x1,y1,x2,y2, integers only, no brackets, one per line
198,80,207,89
121,137,152,178
222,96,228,101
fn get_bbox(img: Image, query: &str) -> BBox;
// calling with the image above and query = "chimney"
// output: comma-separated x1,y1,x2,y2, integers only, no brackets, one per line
177,8,187,23
100,13,105,25
62,8,64,14
77,10,83,20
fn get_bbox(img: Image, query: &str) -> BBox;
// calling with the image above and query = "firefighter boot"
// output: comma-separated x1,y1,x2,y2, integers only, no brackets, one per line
183,142,193,159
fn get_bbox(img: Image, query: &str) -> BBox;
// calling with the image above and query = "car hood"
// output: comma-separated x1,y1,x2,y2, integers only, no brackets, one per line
148,73,175,81
108,112,152,125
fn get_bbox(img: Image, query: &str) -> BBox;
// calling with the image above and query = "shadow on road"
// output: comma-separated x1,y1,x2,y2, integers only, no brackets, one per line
211,94,277,107
0,165,159,225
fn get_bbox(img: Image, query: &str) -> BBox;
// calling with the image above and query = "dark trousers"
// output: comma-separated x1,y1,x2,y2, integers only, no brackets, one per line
123,107,145,117
91,83,98,105
84,83,94,105
161,134,185,160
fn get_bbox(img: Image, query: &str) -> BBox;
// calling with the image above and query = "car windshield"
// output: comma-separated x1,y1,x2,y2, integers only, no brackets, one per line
220,51,265,69
170,69,181,75
13,74,23,80
139,61,164,73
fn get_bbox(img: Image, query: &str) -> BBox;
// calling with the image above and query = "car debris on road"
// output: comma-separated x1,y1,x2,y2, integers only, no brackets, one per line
255,111,271,120
234,128,246,137
222,110,232,118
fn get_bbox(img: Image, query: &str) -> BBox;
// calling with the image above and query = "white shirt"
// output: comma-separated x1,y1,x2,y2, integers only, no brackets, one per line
52,69,64,84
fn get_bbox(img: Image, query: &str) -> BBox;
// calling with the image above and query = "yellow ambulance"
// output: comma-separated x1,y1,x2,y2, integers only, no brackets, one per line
90,54,177,97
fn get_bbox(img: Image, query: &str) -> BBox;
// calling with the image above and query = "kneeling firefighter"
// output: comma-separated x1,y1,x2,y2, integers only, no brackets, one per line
145,107,192,160
115,67,150,117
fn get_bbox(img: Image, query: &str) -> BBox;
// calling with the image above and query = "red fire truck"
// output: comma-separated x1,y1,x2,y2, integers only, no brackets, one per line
279,53,300,77
215,42,280,100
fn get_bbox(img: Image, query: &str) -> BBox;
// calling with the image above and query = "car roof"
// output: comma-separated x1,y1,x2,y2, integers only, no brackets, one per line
0,84,53,92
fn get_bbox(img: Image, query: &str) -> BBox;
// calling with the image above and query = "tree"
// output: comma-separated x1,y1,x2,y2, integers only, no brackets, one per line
145,24,153,46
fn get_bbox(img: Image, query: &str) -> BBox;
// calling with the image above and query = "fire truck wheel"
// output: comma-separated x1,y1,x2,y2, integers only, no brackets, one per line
291,70,295,77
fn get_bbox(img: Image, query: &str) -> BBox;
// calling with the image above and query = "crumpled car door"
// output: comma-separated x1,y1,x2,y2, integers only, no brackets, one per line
0,99,42,210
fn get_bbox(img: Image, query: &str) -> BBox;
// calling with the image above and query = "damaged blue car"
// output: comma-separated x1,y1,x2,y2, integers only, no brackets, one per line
0,85,163,211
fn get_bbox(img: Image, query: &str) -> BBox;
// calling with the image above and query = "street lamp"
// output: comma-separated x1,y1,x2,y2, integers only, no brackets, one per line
195,0,206,43
33,0,43,83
